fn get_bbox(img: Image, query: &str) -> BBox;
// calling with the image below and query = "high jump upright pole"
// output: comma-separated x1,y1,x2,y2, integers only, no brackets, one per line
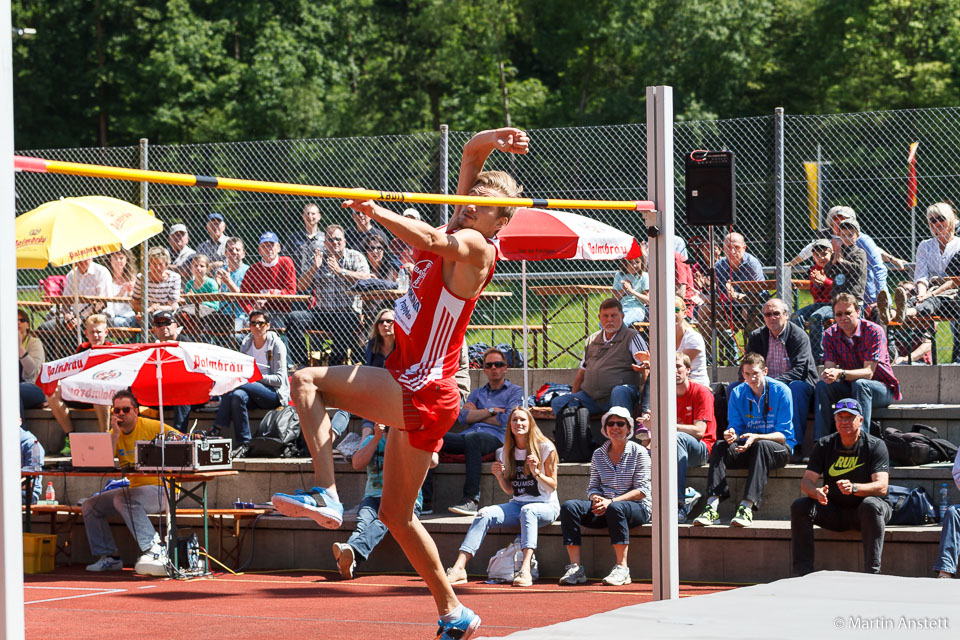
1,1,27,636
647,85,679,601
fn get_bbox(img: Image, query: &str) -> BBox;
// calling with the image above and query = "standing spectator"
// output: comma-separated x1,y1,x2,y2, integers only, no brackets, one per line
20,421,44,505
791,238,834,354
195,212,229,271
105,249,138,328
744,298,817,456
167,223,196,281
675,295,709,386
18,309,46,417
131,247,181,316
345,206,389,253
212,237,250,343
239,232,297,323
445,407,559,588
432,347,524,517
177,254,219,342
694,353,794,528
287,224,369,367
285,202,325,282
558,407,651,586
791,398,891,575
702,232,765,364
813,293,901,440
934,447,960,578
612,254,648,326
211,309,289,455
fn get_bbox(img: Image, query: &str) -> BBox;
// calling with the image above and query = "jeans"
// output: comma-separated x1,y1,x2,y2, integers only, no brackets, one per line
346,495,421,563
788,380,814,449
82,485,168,556
622,306,647,325
286,309,360,366
459,500,560,556
814,379,895,440
426,429,503,503
549,385,640,416
706,439,790,507
790,495,891,575
109,312,139,328
934,505,960,574
791,303,831,362
214,382,281,446
20,382,46,417
559,499,650,546
677,432,709,505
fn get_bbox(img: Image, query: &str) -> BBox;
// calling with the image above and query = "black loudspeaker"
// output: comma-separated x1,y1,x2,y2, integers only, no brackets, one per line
684,150,736,226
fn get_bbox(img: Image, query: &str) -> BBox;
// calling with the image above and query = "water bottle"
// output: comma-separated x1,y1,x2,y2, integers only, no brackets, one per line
44,482,56,502
939,482,948,522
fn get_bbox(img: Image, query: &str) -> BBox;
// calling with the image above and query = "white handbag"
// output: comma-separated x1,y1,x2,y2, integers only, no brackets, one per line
485,536,539,583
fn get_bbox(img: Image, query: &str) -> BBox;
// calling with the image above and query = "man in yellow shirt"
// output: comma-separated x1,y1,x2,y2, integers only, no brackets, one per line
83,388,180,576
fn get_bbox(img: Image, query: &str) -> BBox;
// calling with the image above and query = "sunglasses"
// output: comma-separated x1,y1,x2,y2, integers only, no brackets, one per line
606,420,628,428
928,215,947,225
112,406,134,415
377,318,394,325
674,306,684,314
18,317,28,323
153,320,172,327
483,361,507,369
250,320,268,327
367,246,384,252
834,400,860,412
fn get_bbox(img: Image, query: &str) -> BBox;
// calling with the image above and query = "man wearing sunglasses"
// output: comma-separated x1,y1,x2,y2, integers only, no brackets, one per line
83,388,181,576
428,348,524,516
790,397,891,575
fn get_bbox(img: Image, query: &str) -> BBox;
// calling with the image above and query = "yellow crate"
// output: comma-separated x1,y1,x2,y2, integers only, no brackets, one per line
23,533,56,575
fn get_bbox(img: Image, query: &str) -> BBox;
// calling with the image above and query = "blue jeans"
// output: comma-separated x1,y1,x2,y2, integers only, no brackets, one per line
792,303,831,362
214,382,281,446
346,495,421,563
934,505,960,574
435,430,503,502
788,380,814,449
814,379,895,440
677,432,709,505
109,312,139,328
549,385,640,416
82,485,167,556
623,306,647,325
20,382,46,417
459,500,560,556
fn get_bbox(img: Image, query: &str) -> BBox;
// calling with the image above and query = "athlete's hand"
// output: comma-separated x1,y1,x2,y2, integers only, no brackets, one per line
341,196,376,218
494,128,529,155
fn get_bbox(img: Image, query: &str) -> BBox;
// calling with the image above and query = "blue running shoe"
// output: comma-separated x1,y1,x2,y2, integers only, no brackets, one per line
435,606,481,640
271,487,343,529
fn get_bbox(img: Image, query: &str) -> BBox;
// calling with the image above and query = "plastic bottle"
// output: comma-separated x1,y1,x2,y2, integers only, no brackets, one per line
940,483,950,521
44,482,55,502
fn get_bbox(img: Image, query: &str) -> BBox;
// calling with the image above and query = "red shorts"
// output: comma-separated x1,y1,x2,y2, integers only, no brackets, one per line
392,375,461,453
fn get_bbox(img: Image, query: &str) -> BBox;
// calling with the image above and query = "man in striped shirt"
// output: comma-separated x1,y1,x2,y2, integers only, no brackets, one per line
131,247,181,318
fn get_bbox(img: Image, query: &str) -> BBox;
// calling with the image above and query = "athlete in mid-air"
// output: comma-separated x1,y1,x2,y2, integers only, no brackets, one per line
272,127,529,639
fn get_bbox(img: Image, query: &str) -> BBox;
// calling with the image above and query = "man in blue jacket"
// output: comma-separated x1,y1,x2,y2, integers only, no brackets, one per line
694,352,795,528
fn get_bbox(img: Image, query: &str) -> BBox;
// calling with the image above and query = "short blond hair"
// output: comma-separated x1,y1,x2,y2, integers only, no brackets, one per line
473,171,523,221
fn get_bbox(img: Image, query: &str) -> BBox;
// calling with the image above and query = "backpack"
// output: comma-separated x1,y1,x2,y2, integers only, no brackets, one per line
467,342,490,369
486,537,539,583
882,424,958,467
243,406,302,458
711,382,729,434
528,382,572,408
886,485,938,525
554,403,594,463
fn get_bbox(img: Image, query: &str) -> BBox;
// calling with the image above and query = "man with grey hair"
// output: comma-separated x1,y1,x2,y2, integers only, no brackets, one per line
167,223,196,281
701,232,764,364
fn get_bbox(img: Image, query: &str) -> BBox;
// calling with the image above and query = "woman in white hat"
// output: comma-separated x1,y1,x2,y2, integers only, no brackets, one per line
557,406,651,587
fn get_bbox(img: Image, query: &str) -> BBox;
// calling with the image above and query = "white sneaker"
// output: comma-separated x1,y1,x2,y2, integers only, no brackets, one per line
134,542,167,577
332,542,356,580
602,564,632,586
86,555,123,572
558,563,586,585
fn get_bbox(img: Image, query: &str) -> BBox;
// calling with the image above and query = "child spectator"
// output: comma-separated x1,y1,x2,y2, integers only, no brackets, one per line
612,254,649,327
791,238,834,351
178,254,219,341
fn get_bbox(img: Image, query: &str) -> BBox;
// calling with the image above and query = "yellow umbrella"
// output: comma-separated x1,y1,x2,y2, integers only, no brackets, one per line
15,195,163,268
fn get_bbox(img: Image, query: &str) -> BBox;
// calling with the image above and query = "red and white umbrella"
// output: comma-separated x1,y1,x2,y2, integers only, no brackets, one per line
39,344,142,396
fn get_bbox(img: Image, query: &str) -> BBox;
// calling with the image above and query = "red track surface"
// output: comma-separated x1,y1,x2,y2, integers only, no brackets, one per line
25,568,736,639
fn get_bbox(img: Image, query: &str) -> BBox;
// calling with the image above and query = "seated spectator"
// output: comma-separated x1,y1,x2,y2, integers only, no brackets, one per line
360,235,408,291
431,347,524,517
612,254,648,326
745,298,817,456
790,398,891,575
20,420,44,505
211,309,289,455
934,447,960,578
37,257,111,357
550,298,650,417
82,389,179,576
389,209,420,288
131,246,181,317
285,202,325,282
813,293,900,441
143,310,196,432
445,407,560,587
195,212,228,271
332,423,437,580
791,238,833,344
105,249,138,328
558,407,651,586
364,308,396,370
675,295,709,386
345,206,389,253
693,352,794,528
211,237,250,345
239,232,297,325
18,309,46,417
167,223,196,281
177,254,220,342
47,314,113,455
287,224,369,367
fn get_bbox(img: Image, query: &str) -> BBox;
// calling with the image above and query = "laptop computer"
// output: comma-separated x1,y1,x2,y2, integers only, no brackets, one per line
69,432,117,472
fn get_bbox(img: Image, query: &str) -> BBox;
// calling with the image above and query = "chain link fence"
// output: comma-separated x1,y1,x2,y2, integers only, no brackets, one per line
16,107,960,368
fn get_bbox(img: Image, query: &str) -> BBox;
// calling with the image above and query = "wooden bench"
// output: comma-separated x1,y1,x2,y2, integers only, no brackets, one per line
466,324,547,367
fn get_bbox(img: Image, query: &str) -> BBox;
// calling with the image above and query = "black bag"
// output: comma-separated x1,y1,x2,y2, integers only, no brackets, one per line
244,406,302,458
554,403,594,463
883,424,958,467
711,382,729,434
886,484,938,525
528,382,572,408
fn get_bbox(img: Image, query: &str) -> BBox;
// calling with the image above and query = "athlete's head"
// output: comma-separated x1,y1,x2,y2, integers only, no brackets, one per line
452,170,523,238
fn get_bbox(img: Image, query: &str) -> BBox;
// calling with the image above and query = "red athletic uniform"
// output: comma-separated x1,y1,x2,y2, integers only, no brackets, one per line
386,240,496,452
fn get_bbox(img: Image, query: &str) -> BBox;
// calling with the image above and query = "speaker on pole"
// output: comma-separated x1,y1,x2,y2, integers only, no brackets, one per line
684,150,736,226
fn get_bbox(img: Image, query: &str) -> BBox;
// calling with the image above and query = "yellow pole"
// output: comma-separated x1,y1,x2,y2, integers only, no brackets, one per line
15,155,653,212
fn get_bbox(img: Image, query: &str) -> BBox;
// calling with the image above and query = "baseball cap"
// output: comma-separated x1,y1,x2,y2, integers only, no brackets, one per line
812,238,832,251
402,208,422,221
837,218,860,233
169,223,188,236
601,406,635,437
827,205,856,222
207,212,224,222
151,310,175,325
833,398,863,417
259,231,279,245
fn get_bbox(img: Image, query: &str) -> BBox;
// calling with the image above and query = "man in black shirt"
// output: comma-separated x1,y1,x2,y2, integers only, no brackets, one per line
790,397,891,575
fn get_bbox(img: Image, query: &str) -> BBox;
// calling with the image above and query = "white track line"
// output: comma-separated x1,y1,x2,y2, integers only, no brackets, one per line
24,586,126,604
